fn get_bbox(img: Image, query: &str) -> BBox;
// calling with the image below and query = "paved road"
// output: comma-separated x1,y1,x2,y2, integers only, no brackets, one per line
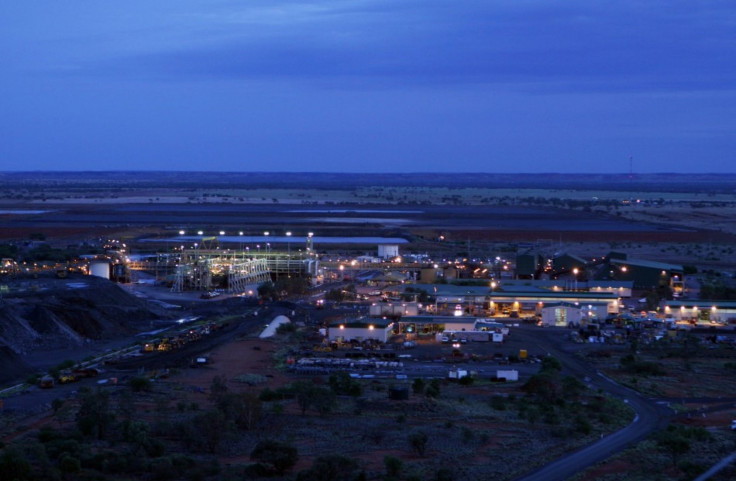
512,327,672,481
694,450,736,481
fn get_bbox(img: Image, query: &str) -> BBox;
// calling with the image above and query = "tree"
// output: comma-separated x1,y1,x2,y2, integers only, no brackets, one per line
311,386,336,416
540,356,562,373
409,430,429,457
293,381,315,415
522,372,560,401
0,447,32,480
76,388,114,440
209,375,229,403
384,455,403,480
412,378,425,395
658,433,691,466
251,440,299,475
425,379,441,398
561,375,586,399
296,455,359,481
216,391,262,430
292,381,335,416
192,409,228,453
130,376,152,392
59,453,81,476
329,371,362,396
258,281,278,300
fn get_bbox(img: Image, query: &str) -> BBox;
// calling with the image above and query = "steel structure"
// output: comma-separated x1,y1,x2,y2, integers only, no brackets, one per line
168,248,317,293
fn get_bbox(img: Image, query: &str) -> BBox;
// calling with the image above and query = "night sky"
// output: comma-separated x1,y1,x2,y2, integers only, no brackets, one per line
1,1,734,173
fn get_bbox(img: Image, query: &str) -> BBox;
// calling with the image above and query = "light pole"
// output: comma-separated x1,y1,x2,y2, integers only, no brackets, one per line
286,231,292,277
490,281,497,315
572,267,579,291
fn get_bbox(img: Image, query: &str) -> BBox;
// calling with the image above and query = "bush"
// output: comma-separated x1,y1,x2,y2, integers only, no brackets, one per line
574,416,592,435
384,455,403,479
130,376,152,392
490,395,507,411
0,447,32,480
425,379,441,398
251,440,299,475
296,454,359,481
409,431,429,457
329,371,362,396
59,454,81,475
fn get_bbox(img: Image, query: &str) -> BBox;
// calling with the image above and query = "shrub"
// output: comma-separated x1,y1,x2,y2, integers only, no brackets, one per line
490,395,506,411
412,378,425,395
59,454,81,476
296,454,359,481
409,431,429,457
251,440,299,475
130,376,152,392
384,455,403,479
425,379,441,398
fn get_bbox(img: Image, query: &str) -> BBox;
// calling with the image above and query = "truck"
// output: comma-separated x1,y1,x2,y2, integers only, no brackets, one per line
496,369,519,381
448,369,469,380
39,375,55,389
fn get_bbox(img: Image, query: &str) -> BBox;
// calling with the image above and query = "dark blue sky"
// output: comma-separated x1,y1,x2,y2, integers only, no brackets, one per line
1,1,734,173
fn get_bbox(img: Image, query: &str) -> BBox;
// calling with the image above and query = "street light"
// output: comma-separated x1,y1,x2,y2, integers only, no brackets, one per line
286,231,292,276
489,281,497,315
572,268,579,291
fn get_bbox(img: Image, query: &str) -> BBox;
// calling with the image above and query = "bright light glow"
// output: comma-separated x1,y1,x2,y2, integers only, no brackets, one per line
368,325,374,330
197,230,203,235
219,231,225,236
339,324,345,329
179,230,185,235
286,231,292,237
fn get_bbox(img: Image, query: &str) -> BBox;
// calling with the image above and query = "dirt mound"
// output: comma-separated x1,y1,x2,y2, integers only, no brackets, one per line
0,346,31,384
0,273,174,383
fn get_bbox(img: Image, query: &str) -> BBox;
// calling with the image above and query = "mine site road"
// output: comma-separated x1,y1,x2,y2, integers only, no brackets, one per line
0,305,288,415
512,327,673,481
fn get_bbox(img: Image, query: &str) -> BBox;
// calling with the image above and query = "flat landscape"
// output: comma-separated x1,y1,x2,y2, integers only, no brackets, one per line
1,172,736,481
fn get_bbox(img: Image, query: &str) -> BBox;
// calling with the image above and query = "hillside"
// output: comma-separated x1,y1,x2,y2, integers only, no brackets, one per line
0,273,172,383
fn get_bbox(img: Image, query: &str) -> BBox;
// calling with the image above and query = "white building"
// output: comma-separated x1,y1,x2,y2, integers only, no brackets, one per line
541,302,583,327
378,244,400,260
369,302,419,318
328,320,395,343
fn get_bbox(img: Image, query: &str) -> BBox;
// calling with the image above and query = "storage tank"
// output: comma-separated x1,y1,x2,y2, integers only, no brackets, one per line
89,261,111,279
